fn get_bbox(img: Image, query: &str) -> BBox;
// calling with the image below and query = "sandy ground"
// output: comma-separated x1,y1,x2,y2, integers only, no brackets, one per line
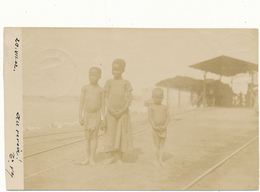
24,107,258,190
190,139,259,190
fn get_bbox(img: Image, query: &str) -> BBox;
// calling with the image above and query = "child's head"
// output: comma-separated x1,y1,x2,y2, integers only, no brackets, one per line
89,67,101,84
152,88,164,105
112,59,126,78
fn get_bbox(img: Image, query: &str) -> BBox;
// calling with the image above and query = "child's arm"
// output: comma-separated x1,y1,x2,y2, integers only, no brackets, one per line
148,106,159,130
100,90,106,130
104,80,117,117
79,86,85,125
115,91,132,118
104,91,117,116
148,106,155,127
161,107,170,130
101,90,106,119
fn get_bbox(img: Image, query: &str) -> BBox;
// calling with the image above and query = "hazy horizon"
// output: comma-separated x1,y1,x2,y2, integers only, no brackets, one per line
22,28,258,97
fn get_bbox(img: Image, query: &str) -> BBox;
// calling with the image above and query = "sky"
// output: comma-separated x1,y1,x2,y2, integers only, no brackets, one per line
22,28,258,97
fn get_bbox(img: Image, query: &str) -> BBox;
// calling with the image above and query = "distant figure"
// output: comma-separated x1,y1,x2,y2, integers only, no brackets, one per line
238,91,244,107
79,67,105,166
103,59,133,164
253,86,258,114
148,88,170,167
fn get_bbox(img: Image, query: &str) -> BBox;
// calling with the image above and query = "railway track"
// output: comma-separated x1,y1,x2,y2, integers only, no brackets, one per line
25,133,258,184
24,123,151,179
25,109,194,179
24,120,147,139
24,121,149,159
24,108,259,190
24,129,83,139
181,135,258,190
24,109,194,158
23,107,193,141
24,108,258,190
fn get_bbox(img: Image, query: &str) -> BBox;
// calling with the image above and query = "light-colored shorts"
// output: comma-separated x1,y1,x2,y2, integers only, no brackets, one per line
83,110,101,131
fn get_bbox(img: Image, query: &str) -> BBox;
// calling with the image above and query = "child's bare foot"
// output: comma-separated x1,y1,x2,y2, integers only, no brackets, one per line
81,158,90,165
104,157,116,165
153,160,161,167
90,159,96,167
159,160,167,167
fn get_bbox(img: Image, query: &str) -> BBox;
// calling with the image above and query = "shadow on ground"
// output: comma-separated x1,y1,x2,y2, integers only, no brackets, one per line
163,152,173,162
75,148,144,165
123,148,144,163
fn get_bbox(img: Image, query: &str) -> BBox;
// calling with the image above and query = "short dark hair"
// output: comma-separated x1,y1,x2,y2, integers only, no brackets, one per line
89,67,101,75
112,59,126,71
152,88,164,96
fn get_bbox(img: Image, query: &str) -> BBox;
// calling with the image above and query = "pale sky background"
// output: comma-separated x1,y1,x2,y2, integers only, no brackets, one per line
22,28,258,97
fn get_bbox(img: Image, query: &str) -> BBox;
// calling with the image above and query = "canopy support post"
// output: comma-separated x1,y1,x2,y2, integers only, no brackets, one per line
203,71,207,107
178,88,181,108
230,77,233,89
250,71,254,108
190,91,193,106
167,87,169,107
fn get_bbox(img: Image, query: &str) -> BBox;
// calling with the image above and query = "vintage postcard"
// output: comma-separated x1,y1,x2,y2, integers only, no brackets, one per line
4,28,259,190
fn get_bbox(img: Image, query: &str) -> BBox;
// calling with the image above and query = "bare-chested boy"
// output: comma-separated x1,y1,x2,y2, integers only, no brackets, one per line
79,67,105,166
148,88,170,167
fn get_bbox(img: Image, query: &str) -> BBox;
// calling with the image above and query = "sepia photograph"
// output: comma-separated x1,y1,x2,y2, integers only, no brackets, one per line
5,28,259,190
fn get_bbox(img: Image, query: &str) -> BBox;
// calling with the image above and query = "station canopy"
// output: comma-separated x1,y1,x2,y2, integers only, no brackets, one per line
189,55,258,77
156,76,202,92
156,76,234,95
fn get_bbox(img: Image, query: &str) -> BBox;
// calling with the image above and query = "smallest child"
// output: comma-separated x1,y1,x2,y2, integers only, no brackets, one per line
148,88,170,167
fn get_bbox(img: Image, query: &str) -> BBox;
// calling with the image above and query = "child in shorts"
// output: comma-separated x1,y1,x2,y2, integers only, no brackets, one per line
148,88,170,167
79,67,105,166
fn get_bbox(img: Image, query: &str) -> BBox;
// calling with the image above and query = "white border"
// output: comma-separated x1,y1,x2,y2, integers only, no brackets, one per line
0,0,260,192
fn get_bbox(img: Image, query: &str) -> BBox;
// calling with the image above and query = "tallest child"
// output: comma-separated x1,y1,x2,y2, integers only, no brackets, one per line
104,59,133,164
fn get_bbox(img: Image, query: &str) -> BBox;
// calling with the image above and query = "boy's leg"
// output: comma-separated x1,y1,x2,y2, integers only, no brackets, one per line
81,129,91,164
152,129,160,167
89,126,99,166
159,137,166,166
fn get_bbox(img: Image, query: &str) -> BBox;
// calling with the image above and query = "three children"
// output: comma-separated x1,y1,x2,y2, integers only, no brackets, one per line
79,60,170,167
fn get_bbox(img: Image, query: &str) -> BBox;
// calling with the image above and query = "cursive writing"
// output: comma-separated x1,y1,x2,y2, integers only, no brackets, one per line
13,38,20,71
6,112,23,178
